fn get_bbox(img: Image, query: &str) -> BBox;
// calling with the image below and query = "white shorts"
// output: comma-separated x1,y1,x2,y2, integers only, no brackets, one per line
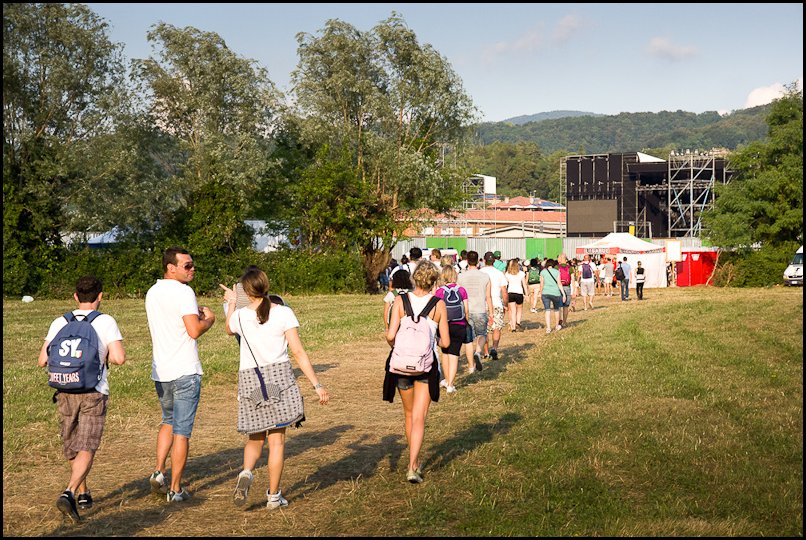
580,281,596,297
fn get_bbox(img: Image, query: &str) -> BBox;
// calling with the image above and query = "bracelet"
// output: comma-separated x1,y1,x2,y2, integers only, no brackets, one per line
313,383,323,390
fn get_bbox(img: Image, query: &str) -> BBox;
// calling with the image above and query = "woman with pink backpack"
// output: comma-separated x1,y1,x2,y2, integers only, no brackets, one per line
383,261,450,484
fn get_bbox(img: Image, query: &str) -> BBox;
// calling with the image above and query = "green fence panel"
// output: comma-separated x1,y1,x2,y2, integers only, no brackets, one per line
525,238,545,260
545,238,564,259
426,237,467,252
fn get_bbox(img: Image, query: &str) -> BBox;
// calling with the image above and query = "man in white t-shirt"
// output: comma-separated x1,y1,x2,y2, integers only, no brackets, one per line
578,254,598,310
145,247,215,503
38,276,125,523
480,251,508,361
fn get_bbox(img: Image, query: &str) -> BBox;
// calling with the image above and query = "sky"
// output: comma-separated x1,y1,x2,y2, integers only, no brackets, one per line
86,3,803,123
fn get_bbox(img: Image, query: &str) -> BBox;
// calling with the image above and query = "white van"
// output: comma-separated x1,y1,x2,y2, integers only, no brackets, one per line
783,246,803,286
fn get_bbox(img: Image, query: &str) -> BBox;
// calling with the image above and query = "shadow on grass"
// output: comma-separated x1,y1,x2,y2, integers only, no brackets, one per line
461,343,536,388
279,433,406,507
46,424,354,536
424,411,522,472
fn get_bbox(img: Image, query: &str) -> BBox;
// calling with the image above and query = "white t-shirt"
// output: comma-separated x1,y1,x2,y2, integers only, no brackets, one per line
579,261,598,283
480,266,508,308
45,310,123,395
146,279,202,382
228,305,300,371
505,271,526,295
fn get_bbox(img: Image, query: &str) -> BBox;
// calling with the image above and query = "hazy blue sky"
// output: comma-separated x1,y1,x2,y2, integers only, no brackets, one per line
87,3,803,122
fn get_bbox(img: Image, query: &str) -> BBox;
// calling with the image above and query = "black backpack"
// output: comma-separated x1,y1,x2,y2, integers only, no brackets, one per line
615,265,626,281
47,311,103,393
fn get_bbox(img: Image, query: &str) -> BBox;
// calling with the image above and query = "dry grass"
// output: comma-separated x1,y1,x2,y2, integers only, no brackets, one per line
3,288,802,536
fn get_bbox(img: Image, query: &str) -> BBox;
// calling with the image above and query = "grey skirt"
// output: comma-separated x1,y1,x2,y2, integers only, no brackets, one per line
237,361,305,434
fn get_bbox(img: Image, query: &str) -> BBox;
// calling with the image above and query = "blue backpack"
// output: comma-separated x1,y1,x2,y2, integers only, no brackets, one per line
440,285,465,322
47,311,103,393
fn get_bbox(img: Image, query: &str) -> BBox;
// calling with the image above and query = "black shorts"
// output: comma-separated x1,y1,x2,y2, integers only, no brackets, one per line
508,292,524,305
441,323,468,356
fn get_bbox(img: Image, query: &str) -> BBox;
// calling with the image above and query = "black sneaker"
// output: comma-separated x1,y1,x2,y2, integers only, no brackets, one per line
473,353,483,372
56,490,81,523
77,492,93,509
490,348,498,361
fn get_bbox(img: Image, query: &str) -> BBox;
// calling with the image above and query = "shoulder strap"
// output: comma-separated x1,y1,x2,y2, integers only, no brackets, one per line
84,310,102,323
237,312,260,369
400,293,415,320
419,296,440,318
64,312,76,323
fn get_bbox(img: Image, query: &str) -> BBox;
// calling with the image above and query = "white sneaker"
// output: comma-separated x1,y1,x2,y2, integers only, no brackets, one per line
530,308,537,313
467,367,476,374
266,490,288,510
233,470,253,506
439,379,448,388
446,385,457,394
546,328,552,334
149,470,168,495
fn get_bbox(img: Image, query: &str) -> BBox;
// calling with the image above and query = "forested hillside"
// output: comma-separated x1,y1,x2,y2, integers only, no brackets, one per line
473,105,771,154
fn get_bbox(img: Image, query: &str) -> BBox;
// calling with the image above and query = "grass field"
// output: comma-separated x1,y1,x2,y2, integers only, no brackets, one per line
2,286,803,536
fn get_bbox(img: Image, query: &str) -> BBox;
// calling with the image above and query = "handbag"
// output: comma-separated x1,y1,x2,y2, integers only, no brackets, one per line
237,312,304,432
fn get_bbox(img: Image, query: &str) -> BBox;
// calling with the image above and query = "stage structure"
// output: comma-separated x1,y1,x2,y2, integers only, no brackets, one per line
561,150,732,238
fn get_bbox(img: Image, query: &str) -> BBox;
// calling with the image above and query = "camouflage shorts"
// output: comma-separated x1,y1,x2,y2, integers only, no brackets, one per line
490,306,506,331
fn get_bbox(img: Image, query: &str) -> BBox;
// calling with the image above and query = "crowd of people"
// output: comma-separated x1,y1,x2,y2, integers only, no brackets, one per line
38,244,650,523
379,247,649,483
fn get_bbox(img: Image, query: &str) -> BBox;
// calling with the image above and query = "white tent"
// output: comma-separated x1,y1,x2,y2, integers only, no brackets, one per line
574,233,667,288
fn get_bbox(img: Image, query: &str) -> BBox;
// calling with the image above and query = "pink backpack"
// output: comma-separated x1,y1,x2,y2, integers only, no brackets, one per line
389,294,439,376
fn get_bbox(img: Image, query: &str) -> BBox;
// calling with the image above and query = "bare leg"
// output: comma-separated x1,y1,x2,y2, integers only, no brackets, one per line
266,429,286,495
169,435,189,492
399,383,431,472
444,353,458,387
66,451,94,493
155,423,173,474
242,431,267,472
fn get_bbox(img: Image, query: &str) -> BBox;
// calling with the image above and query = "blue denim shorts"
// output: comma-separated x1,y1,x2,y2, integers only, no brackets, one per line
468,313,488,338
155,374,202,438
541,294,563,310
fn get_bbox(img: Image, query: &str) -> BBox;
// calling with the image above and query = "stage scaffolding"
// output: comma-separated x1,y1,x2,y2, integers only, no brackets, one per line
563,150,732,238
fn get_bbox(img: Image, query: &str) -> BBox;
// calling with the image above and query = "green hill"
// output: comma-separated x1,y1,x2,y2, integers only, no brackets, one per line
501,110,603,125
474,105,771,154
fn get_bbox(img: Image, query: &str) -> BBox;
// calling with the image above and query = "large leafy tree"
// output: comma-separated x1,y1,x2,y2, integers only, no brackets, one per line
132,23,281,256
3,3,126,294
290,14,477,290
702,83,803,250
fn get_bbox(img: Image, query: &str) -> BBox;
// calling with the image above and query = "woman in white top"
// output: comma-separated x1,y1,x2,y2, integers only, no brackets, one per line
221,268,329,510
384,262,450,484
504,259,528,332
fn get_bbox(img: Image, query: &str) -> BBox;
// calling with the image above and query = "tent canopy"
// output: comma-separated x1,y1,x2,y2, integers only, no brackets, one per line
575,233,665,255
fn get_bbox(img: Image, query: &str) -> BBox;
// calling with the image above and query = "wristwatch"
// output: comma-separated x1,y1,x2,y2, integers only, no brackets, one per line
313,383,323,390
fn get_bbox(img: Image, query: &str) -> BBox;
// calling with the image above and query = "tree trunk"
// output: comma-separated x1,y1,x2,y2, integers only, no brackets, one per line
361,243,392,294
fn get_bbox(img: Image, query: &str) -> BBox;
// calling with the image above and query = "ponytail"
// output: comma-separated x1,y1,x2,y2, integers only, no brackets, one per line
256,295,271,324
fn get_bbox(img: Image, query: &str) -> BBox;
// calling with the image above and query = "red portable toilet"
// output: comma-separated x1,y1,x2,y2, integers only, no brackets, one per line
675,249,718,286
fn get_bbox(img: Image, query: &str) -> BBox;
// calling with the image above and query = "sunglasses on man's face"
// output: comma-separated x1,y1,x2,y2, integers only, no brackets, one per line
175,262,194,270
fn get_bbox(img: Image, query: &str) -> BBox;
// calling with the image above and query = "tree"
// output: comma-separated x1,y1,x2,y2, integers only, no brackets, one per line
132,23,281,256
702,83,803,250
3,3,126,294
290,13,477,291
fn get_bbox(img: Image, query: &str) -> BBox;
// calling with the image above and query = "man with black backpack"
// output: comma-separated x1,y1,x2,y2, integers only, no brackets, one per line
578,254,598,311
38,275,126,523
